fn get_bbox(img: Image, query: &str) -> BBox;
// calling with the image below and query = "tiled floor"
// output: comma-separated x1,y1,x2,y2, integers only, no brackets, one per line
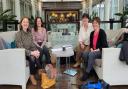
0,66,128,89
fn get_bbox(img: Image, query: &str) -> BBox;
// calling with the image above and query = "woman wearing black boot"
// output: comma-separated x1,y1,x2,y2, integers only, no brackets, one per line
81,17,108,81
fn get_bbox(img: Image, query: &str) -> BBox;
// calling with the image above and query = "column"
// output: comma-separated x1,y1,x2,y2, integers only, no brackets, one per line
89,0,92,16
82,0,86,13
31,0,36,17
2,0,8,10
41,5,45,21
38,0,42,17
119,0,123,13
117,0,122,28
104,0,110,21
104,0,111,29
15,0,21,20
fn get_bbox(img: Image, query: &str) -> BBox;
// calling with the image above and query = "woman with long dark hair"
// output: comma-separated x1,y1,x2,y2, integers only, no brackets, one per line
32,17,56,79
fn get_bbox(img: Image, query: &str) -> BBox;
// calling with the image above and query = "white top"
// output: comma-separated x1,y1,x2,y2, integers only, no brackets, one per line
78,23,93,45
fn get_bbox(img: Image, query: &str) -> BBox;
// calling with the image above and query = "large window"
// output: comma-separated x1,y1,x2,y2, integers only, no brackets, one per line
124,0,128,8
20,0,32,18
110,0,119,20
20,1,24,18
92,2,104,21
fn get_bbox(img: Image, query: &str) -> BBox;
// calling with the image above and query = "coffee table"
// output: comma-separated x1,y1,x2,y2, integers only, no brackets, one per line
51,45,77,76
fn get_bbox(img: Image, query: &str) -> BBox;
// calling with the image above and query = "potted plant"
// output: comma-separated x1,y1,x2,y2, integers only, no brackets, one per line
0,9,16,20
89,11,98,22
29,15,35,28
0,9,17,31
115,6,128,28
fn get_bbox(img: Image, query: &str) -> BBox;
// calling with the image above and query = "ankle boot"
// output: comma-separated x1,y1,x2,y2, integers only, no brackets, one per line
80,72,89,81
30,75,37,85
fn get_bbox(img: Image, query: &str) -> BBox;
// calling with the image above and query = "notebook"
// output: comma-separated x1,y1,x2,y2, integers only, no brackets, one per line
64,69,77,76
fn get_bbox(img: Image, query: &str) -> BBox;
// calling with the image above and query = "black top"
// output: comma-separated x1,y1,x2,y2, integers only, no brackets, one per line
123,33,128,41
90,29,108,51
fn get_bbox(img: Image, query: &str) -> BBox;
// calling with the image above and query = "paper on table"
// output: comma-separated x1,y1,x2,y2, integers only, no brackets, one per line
51,45,73,52
51,47,62,52
62,44,73,48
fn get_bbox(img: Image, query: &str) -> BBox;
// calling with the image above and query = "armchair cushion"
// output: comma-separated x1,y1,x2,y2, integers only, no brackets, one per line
0,37,6,50
95,59,102,67
11,41,16,48
3,40,16,49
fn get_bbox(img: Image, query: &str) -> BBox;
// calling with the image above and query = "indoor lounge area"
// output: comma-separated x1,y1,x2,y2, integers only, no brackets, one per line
0,0,128,89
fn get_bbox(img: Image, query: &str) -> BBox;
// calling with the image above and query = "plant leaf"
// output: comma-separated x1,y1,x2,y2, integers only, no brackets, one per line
115,13,123,16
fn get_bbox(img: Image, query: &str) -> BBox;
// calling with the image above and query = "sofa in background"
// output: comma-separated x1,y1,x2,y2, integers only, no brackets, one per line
94,28,128,85
105,28,124,47
47,31,78,48
0,31,30,89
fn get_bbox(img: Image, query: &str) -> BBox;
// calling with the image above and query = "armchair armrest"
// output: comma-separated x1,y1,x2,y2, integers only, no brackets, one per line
0,48,27,84
101,48,128,85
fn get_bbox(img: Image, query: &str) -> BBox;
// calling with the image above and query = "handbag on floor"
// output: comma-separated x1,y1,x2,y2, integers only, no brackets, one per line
41,73,56,89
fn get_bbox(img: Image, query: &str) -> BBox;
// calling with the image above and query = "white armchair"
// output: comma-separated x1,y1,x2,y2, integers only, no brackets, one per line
94,48,128,85
0,31,30,89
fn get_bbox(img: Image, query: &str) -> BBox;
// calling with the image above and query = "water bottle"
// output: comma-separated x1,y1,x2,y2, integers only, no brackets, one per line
45,65,51,79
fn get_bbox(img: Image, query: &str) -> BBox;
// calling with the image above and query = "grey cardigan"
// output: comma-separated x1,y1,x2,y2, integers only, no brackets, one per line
15,30,37,56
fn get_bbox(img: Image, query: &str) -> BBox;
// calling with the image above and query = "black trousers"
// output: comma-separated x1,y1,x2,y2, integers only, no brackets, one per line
119,41,128,62
37,46,51,68
26,56,42,75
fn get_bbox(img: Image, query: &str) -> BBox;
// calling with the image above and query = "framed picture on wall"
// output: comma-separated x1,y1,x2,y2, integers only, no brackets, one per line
45,9,79,23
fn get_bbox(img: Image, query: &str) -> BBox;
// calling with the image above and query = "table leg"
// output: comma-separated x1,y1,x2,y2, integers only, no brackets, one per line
64,56,77,76
66,57,68,69
56,57,61,81
68,57,70,69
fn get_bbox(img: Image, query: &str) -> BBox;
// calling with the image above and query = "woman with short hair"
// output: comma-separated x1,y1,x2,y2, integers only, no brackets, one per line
81,17,108,81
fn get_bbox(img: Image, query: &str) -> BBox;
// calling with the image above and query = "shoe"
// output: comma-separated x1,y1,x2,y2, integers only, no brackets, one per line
30,75,37,85
80,73,89,81
73,62,80,68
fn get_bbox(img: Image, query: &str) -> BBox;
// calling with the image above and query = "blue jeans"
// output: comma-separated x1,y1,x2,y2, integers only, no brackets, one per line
82,51,101,73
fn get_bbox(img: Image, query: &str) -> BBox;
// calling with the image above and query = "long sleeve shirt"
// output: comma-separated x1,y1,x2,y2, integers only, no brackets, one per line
78,23,93,45
32,28,47,47
15,30,37,56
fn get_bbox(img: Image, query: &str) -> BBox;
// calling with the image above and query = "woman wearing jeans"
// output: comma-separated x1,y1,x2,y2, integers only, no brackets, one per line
81,17,108,81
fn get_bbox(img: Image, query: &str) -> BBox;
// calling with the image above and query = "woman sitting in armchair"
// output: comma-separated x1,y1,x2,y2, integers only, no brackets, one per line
81,17,108,81
15,17,56,85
